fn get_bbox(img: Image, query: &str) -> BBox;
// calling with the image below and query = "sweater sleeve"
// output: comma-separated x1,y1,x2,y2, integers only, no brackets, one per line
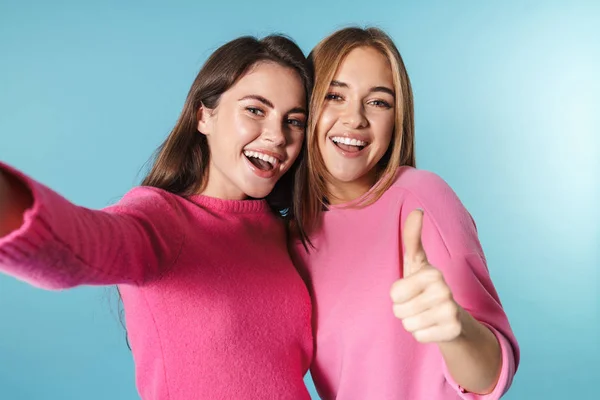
0,163,186,289
398,170,520,399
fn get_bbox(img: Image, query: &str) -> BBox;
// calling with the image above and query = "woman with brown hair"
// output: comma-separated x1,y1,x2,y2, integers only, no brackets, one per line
292,27,520,399
0,35,313,399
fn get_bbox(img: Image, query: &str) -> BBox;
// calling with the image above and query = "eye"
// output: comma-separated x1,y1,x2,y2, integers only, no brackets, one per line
246,107,265,116
325,92,344,102
287,118,306,128
368,99,392,109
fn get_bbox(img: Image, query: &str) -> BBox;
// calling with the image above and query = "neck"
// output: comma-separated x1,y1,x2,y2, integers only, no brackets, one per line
199,162,248,201
199,186,247,201
326,170,378,205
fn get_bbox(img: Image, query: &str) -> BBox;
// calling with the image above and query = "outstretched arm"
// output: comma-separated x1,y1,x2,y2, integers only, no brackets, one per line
0,163,185,289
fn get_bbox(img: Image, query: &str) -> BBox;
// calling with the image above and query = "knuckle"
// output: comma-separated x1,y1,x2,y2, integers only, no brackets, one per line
449,322,462,338
392,304,404,319
444,302,458,320
390,280,403,300
390,288,399,302
414,330,428,343
426,268,443,282
403,317,417,332
437,285,452,301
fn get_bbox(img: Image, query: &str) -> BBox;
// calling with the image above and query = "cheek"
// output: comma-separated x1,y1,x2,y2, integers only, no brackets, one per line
231,112,261,143
292,129,306,153
286,134,304,165
316,109,337,141
315,109,337,156
373,114,395,148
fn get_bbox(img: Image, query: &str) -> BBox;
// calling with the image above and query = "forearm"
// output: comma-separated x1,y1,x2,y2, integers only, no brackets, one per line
0,169,33,238
0,163,181,288
438,306,502,395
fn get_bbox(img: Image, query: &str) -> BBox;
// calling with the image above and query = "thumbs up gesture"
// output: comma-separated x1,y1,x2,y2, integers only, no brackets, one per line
390,209,464,343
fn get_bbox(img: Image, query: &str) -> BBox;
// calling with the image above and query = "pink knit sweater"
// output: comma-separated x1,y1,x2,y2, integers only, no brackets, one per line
0,163,313,400
291,167,519,399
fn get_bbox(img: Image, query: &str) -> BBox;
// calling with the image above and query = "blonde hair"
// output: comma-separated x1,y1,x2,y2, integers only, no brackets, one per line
293,27,416,247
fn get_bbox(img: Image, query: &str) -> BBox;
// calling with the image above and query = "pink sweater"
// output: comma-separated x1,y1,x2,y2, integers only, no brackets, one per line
0,163,313,400
291,167,519,400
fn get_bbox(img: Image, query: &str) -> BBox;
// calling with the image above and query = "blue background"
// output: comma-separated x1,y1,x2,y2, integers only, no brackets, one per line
1,1,598,399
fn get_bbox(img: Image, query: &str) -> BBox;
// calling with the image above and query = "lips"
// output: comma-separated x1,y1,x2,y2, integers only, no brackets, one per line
243,148,284,179
331,136,368,148
328,134,370,156
244,150,279,170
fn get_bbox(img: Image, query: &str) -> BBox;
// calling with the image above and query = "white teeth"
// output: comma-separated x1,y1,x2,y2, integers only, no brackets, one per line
243,150,278,167
331,136,367,147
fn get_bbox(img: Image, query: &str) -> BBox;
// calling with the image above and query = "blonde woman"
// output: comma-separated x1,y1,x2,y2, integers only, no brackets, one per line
292,27,519,399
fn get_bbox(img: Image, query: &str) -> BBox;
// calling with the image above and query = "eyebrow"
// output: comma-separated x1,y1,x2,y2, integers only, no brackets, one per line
239,95,274,108
288,106,308,115
331,80,395,98
239,94,307,115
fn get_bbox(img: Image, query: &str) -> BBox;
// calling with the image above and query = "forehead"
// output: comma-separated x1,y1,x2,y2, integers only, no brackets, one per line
226,62,306,108
334,46,394,88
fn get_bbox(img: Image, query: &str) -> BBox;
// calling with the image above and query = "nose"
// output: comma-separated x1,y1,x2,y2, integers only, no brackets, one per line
341,100,368,129
262,122,286,147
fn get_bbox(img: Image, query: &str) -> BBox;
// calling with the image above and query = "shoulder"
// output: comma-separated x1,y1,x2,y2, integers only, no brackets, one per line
390,167,457,204
387,167,481,255
388,167,467,217
106,186,187,218
121,185,179,201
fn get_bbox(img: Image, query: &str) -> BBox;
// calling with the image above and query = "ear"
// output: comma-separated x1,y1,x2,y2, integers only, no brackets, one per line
196,103,214,136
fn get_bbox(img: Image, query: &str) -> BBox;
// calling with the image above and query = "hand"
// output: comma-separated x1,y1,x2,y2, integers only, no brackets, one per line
389,209,464,343
0,169,33,238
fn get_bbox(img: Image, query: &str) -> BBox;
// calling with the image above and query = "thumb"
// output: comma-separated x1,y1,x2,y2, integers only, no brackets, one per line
402,208,428,277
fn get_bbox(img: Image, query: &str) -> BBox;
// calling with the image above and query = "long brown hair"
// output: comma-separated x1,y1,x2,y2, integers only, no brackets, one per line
142,35,312,216
116,35,311,348
294,27,416,247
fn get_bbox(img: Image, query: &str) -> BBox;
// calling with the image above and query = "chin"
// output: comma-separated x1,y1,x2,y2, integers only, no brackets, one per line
329,166,368,184
244,185,275,200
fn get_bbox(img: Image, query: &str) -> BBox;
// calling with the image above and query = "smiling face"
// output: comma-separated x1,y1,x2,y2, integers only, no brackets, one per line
198,61,307,200
316,46,396,202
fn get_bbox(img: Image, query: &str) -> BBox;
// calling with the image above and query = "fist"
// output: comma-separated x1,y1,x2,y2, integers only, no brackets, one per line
390,209,464,343
0,170,29,238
